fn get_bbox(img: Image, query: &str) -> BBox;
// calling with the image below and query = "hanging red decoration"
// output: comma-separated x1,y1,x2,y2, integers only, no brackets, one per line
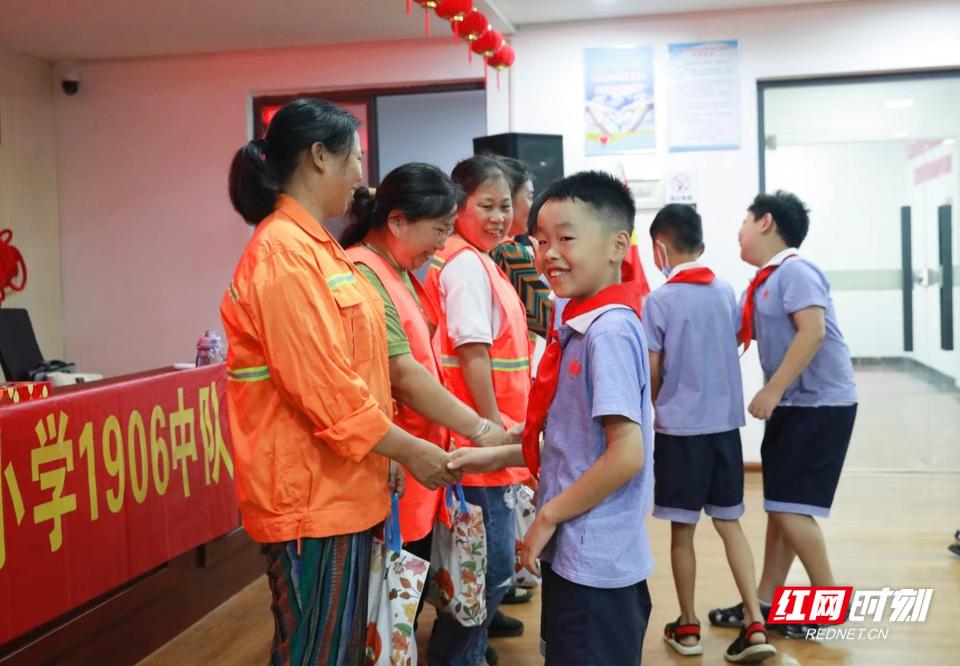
487,42,515,70
458,10,488,41
487,42,515,90
471,29,503,58
454,10,488,61
0,229,27,305
413,0,438,35
436,0,473,23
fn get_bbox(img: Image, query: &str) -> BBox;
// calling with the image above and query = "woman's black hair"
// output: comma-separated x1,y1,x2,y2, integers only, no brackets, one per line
228,98,359,225
341,163,464,248
495,156,535,197
450,155,509,205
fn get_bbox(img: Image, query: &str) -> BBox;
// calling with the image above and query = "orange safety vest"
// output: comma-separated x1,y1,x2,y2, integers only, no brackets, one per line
423,235,532,487
346,244,449,542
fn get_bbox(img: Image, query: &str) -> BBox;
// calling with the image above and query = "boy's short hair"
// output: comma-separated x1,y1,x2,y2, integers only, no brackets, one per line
649,204,702,253
528,170,635,236
748,190,810,248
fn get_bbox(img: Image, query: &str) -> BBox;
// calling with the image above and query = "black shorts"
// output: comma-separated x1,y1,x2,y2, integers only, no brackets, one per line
761,405,857,517
540,562,652,665
653,429,745,524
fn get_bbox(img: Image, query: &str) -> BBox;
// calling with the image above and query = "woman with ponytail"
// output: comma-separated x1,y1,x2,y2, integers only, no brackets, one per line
220,99,458,666
342,163,511,562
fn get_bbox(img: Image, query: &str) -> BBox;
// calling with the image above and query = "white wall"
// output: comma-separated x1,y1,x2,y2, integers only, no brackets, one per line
53,39,510,377
507,0,960,460
0,48,64,363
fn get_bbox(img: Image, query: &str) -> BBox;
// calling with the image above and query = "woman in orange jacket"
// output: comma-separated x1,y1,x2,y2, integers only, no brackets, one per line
221,99,459,666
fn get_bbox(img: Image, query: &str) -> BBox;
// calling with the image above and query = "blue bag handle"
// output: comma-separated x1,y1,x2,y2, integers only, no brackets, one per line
384,492,402,553
445,482,468,515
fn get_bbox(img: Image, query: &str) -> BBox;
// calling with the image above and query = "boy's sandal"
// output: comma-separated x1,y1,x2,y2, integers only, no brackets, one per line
949,543,960,557
954,529,960,545
725,622,777,663
664,618,703,656
709,602,746,628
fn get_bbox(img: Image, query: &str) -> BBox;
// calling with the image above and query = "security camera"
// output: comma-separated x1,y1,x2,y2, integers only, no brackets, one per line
61,78,79,95
55,62,80,95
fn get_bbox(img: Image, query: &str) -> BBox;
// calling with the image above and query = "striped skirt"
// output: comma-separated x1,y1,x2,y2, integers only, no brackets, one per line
262,530,372,666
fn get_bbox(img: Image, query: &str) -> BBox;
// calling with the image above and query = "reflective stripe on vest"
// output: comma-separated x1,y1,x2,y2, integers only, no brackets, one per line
227,365,271,382
326,273,356,290
440,355,530,372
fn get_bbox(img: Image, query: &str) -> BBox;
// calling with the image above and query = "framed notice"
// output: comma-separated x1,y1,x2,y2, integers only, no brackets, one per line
667,40,740,152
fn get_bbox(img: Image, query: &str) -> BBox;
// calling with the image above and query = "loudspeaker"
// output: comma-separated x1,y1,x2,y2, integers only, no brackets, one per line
473,133,564,189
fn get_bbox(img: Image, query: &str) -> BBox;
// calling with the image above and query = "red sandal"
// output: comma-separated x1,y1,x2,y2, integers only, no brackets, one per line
725,621,777,663
664,618,703,656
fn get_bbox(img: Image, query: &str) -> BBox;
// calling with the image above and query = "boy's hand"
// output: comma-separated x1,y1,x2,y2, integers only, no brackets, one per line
521,511,556,577
748,385,783,420
447,446,507,474
507,422,525,445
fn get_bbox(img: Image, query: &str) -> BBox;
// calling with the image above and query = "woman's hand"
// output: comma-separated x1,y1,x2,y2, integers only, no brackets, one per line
404,440,460,490
388,461,406,498
472,421,508,447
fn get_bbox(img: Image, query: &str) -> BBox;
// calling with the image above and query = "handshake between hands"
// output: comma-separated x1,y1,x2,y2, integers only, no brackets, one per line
391,422,525,493
390,422,548,578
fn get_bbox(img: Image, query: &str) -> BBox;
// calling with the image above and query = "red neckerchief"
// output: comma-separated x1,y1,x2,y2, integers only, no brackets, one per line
667,266,715,285
522,282,644,476
737,254,797,350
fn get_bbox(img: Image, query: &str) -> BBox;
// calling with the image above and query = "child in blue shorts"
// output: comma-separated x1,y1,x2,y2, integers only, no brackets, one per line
710,191,857,639
643,204,776,663
449,171,654,665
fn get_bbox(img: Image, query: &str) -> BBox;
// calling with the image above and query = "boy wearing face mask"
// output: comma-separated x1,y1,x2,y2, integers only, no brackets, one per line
642,205,775,663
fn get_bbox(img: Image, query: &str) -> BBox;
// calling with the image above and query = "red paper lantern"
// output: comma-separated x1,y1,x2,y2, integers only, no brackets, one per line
487,43,515,70
457,10,488,41
471,29,503,58
436,0,473,23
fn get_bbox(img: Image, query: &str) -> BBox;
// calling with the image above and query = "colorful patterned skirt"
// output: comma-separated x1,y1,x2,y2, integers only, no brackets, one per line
262,530,373,666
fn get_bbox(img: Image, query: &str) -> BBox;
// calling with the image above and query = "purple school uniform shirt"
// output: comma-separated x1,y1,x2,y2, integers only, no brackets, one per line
537,305,655,589
741,250,857,407
642,264,746,436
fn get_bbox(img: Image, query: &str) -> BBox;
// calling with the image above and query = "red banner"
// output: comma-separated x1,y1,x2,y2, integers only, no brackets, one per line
0,364,238,643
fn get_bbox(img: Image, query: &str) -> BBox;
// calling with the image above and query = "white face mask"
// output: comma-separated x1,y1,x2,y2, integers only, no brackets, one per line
656,240,672,278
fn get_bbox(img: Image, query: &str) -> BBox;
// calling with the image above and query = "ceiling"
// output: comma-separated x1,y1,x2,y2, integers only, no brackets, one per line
495,0,851,26
0,0,858,63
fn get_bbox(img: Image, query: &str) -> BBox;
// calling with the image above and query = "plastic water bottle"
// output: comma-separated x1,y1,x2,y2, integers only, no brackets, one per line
196,330,225,367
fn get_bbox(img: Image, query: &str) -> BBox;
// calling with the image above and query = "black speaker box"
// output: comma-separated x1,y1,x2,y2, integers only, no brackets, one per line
473,133,564,189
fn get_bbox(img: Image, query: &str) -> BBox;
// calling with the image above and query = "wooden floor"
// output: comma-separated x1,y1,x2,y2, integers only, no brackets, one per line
140,470,960,665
